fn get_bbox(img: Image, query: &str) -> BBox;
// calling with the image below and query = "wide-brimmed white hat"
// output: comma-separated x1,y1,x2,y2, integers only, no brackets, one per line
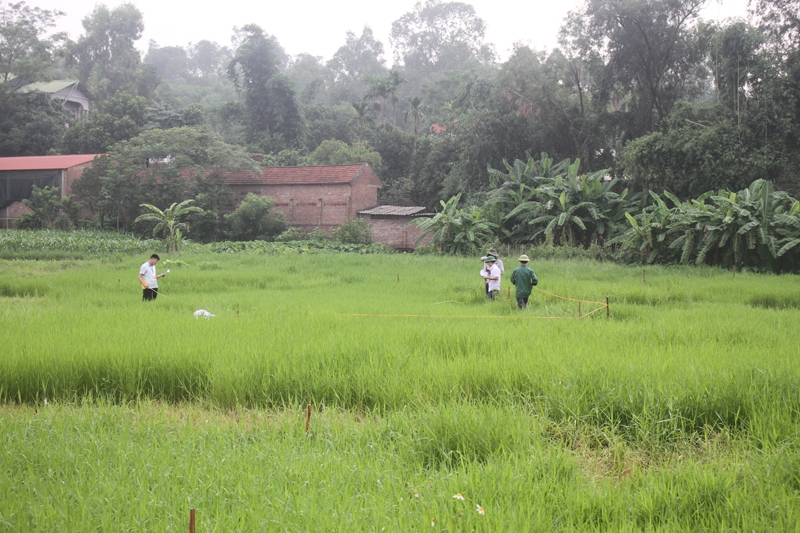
518,254,530,262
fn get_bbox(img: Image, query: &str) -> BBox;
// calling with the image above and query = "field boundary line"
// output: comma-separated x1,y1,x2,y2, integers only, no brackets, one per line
339,313,582,319
533,286,605,305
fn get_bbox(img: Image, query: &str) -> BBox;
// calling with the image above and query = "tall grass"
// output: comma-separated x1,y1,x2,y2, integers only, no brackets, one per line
1,253,799,530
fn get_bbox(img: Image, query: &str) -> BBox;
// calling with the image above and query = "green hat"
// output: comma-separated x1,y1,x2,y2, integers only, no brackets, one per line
484,256,496,263
518,254,530,262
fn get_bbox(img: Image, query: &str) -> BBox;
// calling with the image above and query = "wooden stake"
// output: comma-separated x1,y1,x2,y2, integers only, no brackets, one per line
606,297,610,318
578,302,582,318
397,273,400,283
642,269,646,283
733,265,737,278
305,403,312,433
507,287,511,299
189,508,196,533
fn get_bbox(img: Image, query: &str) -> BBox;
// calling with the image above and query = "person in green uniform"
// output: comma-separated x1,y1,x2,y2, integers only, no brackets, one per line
510,254,538,309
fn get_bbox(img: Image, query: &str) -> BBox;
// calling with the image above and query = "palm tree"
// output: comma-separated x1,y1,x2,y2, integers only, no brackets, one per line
351,101,374,135
403,96,430,148
134,199,203,252
364,75,391,124
387,69,405,126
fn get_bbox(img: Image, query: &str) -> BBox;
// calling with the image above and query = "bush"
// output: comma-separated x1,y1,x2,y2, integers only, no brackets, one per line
225,193,287,241
307,228,331,242
275,227,304,242
332,219,373,245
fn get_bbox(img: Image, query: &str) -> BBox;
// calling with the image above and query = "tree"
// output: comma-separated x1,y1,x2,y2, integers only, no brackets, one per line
0,91,69,156
134,199,202,252
750,0,800,52
403,96,430,145
186,170,234,243
387,69,405,125
0,2,68,155
0,1,64,92
188,40,230,78
564,0,708,136
227,24,305,151
326,27,386,104
390,0,493,71
306,139,382,169
14,185,78,229
144,41,189,82
65,3,157,105
364,73,391,124
350,101,374,133
71,126,256,231
60,92,147,154
225,193,286,241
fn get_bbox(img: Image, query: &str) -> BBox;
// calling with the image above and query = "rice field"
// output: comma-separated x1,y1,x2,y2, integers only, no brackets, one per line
1,251,799,531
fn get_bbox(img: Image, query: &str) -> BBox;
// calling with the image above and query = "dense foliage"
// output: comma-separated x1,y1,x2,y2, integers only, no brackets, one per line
2,0,800,267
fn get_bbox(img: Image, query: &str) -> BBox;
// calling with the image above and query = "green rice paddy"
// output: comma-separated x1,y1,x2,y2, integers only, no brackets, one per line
1,251,799,531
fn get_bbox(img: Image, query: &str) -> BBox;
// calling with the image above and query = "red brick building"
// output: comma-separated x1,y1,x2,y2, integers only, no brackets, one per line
225,163,383,232
357,205,434,249
1,156,434,249
0,154,100,229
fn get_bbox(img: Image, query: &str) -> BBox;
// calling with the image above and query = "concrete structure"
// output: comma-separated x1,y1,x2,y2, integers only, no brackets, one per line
0,154,100,228
225,164,383,232
357,205,434,249
20,80,93,119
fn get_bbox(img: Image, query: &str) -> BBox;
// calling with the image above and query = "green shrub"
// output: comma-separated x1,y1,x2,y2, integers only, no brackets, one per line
332,219,373,245
225,193,287,241
275,227,304,242
307,228,330,242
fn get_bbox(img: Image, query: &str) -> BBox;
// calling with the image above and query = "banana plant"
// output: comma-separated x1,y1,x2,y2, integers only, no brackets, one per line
413,193,498,254
134,199,203,252
608,190,680,263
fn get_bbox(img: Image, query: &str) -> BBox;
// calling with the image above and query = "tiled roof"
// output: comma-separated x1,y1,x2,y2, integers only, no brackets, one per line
225,164,371,185
358,205,429,216
0,154,101,171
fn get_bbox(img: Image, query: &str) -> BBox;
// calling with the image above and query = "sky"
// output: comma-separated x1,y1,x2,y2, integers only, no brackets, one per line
31,0,750,63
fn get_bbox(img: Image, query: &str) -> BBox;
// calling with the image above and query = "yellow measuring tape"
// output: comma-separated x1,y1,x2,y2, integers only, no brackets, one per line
339,287,609,320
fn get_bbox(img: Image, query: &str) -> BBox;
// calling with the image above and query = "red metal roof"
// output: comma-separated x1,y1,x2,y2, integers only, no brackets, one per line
225,164,369,185
0,154,101,171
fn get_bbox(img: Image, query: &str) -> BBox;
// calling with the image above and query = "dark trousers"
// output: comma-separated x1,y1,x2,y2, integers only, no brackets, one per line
516,297,528,309
142,288,158,301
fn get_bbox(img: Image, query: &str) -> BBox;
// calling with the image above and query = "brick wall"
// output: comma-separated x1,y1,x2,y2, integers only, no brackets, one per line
349,166,381,215
229,170,380,231
359,215,433,249
62,162,94,197
1,202,31,229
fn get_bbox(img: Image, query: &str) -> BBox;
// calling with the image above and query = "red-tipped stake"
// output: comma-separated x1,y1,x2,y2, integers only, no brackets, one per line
306,403,312,433
189,508,196,533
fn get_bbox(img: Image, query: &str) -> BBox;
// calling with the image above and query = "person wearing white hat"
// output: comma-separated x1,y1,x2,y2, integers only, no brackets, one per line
487,248,504,275
480,255,502,299
510,254,538,309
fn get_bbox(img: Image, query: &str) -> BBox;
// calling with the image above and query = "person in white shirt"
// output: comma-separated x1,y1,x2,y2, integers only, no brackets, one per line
138,253,165,301
488,248,504,276
480,256,502,300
